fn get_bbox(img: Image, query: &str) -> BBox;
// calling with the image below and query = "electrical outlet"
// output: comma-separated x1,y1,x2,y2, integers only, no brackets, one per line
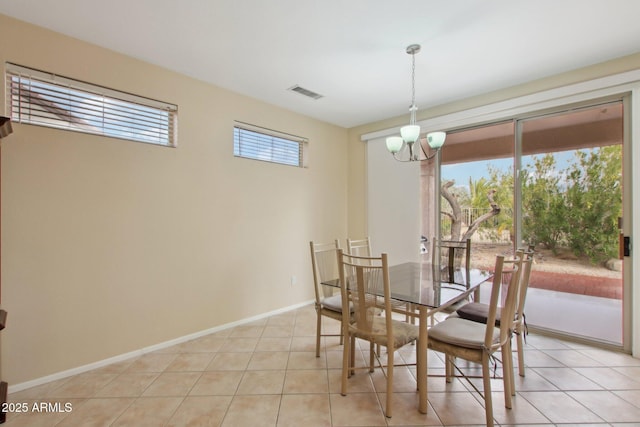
290,275,297,286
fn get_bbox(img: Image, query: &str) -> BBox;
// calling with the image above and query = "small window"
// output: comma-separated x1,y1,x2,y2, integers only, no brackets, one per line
6,63,177,147
234,121,307,167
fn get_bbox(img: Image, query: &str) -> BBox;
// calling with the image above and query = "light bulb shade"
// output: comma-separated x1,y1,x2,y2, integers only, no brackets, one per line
400,124,420,143
385,136,404,154
426,131,446,149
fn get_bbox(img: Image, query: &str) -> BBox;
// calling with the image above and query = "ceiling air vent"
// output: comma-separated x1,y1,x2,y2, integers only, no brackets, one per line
288,85,323,100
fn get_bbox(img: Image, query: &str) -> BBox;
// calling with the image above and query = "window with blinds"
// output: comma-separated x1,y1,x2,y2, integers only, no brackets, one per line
5,63,177,147
233,122,307,167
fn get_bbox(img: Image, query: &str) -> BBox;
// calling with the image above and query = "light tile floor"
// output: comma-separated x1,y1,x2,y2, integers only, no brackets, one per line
5,304,640,426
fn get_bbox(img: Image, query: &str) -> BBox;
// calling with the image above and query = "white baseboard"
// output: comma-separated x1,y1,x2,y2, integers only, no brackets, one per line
9,300,313,394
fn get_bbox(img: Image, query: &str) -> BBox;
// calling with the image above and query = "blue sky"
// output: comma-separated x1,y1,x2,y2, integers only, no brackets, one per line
442,158,512,188
442,151,577,190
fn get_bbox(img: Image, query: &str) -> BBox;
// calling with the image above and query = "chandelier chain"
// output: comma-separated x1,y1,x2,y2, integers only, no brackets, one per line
411,51,416,109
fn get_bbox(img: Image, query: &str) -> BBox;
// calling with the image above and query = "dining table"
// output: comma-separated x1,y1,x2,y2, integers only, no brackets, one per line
323,261,492,414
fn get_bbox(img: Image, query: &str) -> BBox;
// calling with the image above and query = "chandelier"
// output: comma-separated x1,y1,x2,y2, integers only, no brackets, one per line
385,44,446,161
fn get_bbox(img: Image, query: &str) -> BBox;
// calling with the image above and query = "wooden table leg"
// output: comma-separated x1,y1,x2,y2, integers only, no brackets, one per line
418,306,428,413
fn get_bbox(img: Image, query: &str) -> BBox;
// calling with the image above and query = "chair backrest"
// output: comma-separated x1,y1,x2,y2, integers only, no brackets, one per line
337,249,392,343
346,237,372,256
500,250,525,345
309,240,341,301
433,238,471,283
485,251,524,349
514,248,535,320
435,238,471,266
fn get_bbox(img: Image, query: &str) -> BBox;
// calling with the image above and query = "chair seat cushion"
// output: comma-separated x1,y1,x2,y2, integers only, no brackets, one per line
353,317,419,349
322,294,343,312
429,317,499,349
456,302,502,325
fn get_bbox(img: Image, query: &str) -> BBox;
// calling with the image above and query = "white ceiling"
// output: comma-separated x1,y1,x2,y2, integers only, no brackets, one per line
2,0,640,128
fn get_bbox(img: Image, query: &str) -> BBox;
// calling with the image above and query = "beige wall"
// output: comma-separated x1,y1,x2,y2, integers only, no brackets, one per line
0,14,348,385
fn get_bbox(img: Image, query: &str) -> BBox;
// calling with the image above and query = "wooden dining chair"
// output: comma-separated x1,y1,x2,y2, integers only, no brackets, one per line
427,253,523,427
454,247,534,390
337,249,419,418
309,240,346,358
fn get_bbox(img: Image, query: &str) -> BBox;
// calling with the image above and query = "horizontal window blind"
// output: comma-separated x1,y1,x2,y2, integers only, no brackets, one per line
6,63,177,147
233,122,307,167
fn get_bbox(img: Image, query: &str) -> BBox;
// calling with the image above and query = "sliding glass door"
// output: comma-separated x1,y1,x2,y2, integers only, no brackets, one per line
518,102,623,345
436,100,626,347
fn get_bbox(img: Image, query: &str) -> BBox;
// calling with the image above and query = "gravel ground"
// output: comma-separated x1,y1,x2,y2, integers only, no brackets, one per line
469,242,622,279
